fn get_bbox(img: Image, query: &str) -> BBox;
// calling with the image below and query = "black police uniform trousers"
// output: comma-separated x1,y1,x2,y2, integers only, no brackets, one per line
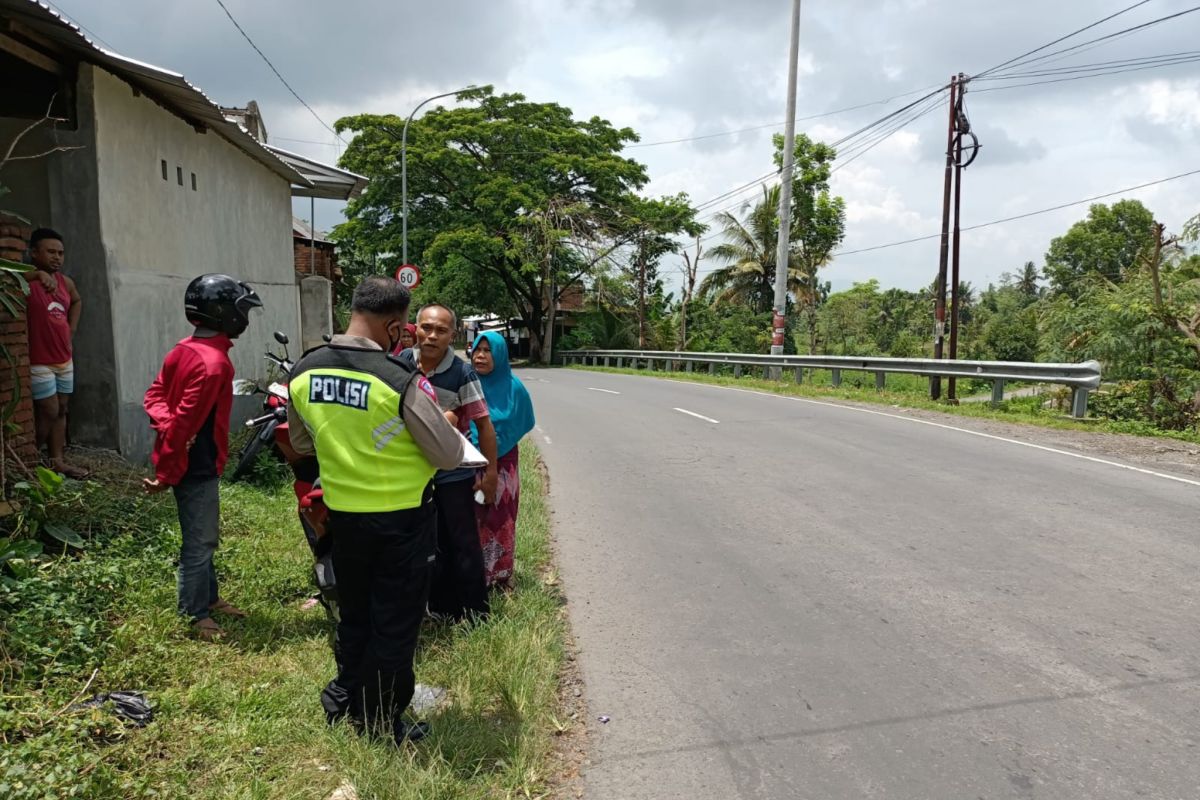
320,490,436,733
427,477,490,621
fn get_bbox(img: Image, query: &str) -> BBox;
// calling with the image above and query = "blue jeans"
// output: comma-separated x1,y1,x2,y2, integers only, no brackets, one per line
174,477,220,621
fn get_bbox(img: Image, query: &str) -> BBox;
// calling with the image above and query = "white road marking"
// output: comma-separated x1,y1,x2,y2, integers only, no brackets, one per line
535,425,544,433
544,435,553,444
588,387,621,395
673,407,720,424
698,383,1200,489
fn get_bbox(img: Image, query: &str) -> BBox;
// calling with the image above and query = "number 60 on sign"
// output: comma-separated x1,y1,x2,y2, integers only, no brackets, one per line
394,263,421,289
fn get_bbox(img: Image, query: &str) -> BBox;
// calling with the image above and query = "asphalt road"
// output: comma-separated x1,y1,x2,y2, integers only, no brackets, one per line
522,368,1200,800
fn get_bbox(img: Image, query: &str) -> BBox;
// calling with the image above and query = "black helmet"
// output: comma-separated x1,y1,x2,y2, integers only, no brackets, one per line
184,274,262,338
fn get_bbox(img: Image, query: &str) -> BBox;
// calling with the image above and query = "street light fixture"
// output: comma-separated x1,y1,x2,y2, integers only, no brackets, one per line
401,84,493,264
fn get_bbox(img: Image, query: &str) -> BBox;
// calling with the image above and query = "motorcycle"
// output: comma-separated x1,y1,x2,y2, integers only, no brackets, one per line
232,331,337,620
230,331,294,482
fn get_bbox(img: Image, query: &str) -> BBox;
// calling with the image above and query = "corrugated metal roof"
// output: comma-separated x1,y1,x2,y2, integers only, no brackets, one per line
267,145,368,201
2,0,311,188
292,216,332,243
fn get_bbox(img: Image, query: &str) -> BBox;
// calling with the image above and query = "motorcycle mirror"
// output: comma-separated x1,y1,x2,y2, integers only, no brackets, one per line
231,378,260,396
274,331,289,346
322,333,332,343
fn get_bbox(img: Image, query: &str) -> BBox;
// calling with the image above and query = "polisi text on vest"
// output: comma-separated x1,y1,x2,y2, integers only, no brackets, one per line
309,375,371,410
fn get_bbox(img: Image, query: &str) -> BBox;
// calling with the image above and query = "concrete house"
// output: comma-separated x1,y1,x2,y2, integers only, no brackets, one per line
0,0,362,460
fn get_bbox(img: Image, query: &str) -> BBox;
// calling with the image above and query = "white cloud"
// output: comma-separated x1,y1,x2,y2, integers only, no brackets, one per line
70,0,1200,292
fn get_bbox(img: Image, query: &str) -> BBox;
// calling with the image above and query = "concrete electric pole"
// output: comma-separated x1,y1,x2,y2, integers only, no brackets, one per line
770,0,802,372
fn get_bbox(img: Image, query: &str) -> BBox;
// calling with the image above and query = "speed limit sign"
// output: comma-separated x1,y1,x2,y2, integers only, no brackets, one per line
394,263,421,290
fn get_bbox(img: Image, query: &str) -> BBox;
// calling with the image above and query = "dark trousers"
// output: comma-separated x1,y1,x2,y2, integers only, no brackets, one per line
323,500,436,733
174,477,220,621
427,478,489,621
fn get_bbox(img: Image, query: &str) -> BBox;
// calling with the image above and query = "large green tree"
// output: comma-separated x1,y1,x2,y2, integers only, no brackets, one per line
333,88,696,362
1043,199,1156,296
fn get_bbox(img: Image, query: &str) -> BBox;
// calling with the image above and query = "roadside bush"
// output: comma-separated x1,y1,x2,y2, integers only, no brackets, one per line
1089,375,1200,431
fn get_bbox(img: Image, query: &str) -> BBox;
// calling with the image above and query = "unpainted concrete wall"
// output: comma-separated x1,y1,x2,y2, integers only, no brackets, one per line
45,65,117,449
89,67,300,461
299,276,333,353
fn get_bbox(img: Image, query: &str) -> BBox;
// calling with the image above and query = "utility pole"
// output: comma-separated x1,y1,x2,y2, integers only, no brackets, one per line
770,0,802,374
947,74,968,401
637,238,647,348
931,75,958,400
945,74,980,401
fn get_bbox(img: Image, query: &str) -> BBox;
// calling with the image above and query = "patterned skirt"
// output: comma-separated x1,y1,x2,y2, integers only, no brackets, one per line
477,445,521,588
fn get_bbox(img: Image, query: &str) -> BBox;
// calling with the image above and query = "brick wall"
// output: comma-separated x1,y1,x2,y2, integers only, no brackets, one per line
292,238,339,282
0,213,38,467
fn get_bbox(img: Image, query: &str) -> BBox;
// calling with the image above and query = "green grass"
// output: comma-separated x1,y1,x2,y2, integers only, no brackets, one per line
0,445,567,799
568,364,1200,444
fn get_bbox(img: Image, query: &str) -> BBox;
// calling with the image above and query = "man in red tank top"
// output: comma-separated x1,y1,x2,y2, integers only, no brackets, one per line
25,229,84,479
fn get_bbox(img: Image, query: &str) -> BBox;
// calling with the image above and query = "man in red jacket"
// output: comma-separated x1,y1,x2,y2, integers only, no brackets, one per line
143,274,262,641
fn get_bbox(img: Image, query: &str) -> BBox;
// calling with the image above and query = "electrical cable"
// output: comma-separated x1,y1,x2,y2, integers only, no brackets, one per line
834,167,1200,256
691,90,948,234
979,4,1200,79
975,0,1156,78
623,82,946,149
213,0,345,143
973,55,1200,93
977,49,1200,80
685,166,1200,275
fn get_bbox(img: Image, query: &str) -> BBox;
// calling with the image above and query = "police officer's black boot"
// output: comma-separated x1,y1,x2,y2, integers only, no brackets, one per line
363,669,429,745
320,678,354,726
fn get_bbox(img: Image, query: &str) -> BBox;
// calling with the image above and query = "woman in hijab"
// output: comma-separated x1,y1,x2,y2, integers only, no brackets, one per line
392,323,418,355
470,331,535,589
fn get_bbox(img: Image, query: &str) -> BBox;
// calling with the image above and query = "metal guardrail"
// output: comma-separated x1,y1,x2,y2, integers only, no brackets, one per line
560,349,1103,418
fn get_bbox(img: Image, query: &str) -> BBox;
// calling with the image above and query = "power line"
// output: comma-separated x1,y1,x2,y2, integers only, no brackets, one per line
273,136,340,147
693,171,778,213
213,0,344,143
981,4,1200,79
691,91,949,234
973,55,1200,93
833,167,1200,257
623,83,946,149
688,166,1200,274
983,25,1145,74
975,0,1156,78
828,93,946,168
977,49,1200,80
43,0,118,51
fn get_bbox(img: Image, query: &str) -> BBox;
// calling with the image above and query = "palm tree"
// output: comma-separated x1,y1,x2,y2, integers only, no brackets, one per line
700,185,810,314
1016,261,1041,299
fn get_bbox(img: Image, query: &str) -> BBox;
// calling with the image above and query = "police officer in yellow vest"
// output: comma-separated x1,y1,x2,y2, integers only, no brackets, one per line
288,276,463,744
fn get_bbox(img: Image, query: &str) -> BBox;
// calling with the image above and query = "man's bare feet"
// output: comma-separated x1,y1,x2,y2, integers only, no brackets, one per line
52,461,89,480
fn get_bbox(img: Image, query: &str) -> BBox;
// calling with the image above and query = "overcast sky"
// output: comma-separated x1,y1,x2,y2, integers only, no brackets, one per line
59,0,1200,295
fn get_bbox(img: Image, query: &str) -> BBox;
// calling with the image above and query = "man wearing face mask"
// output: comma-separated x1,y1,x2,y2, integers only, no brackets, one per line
287,276,463,745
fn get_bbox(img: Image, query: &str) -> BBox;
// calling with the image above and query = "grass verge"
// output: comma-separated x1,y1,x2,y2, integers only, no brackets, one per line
568,364,1200,444
0,443,567,799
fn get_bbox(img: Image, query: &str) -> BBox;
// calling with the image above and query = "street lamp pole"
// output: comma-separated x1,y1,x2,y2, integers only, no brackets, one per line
401,85,489,264
771,0,802,363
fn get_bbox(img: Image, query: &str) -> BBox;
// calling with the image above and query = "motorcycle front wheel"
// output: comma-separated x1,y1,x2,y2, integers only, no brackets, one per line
229,423,273,482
